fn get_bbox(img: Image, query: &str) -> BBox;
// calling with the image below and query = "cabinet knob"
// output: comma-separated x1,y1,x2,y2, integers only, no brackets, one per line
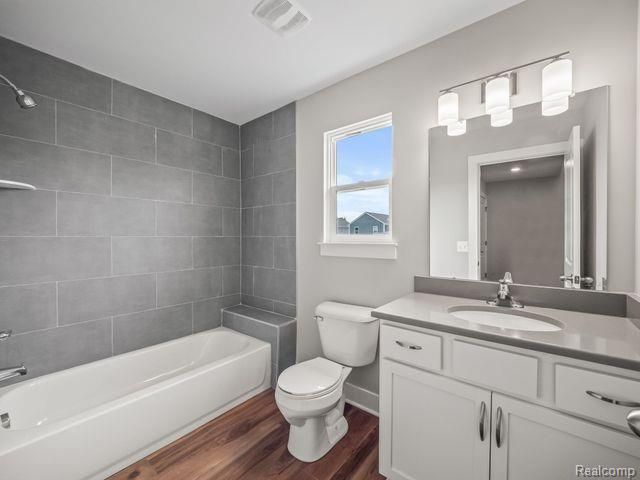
495,407,504,448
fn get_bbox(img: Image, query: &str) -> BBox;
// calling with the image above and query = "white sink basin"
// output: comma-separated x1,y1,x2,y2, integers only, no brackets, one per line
447,305,563,332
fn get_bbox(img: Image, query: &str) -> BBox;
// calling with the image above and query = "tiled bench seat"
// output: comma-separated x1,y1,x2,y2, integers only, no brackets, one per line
222,304,296,387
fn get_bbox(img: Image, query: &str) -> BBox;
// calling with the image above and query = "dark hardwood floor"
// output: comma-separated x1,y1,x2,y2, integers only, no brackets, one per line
109,389,385,480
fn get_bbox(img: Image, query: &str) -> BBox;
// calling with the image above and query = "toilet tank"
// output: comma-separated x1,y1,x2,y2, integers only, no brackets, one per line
315,302,379,367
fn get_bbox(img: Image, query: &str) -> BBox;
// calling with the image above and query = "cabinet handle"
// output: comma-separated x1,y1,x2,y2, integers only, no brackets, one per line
627,410,640,438
478,401,487,441
495,407,504,448
586,390,640,408
395,340,422,351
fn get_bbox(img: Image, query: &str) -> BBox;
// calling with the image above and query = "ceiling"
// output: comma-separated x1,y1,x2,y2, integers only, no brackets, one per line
0,0,523,124
482,156,564,184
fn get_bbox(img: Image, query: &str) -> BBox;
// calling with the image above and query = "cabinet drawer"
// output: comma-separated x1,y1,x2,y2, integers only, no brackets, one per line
452,340,538,398
380,325,442,371
555,365,640,430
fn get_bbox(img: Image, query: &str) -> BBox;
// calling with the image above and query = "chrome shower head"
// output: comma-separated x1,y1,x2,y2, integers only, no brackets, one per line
0,73,37,109
15,90,37,109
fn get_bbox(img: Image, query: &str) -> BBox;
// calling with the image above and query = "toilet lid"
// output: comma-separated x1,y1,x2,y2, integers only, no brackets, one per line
278,358,343,396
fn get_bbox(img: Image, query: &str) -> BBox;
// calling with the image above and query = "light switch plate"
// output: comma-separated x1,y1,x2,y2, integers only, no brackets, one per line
457,241,469,253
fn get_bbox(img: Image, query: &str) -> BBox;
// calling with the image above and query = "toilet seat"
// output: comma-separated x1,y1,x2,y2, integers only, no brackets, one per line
277,358,344,398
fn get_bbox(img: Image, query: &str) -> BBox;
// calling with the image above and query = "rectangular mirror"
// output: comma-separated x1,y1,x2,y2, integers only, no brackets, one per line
429,86,609,290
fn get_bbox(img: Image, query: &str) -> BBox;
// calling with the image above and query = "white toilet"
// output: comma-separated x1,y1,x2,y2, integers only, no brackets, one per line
275,301,379,462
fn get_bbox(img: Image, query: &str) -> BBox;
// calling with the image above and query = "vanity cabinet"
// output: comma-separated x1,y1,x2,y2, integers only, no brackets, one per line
380,360,490,480
379,323,640,480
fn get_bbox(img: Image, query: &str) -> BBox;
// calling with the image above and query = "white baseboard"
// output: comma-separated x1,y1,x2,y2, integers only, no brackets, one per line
344,382,379,416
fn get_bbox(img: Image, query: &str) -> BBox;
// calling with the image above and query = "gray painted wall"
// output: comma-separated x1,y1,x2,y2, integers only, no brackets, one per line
297,0,638,406
485,174,564,286
0,36,241,382
240,106,296,318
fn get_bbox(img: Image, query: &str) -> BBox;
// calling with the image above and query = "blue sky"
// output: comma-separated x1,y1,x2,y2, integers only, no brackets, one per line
336,126,392,224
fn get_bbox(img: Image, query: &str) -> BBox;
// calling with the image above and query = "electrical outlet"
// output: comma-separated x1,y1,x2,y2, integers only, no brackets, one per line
457,241,469,253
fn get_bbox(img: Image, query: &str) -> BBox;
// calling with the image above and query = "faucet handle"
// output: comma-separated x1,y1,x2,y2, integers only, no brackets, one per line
500,272,513,285
0,330,12,341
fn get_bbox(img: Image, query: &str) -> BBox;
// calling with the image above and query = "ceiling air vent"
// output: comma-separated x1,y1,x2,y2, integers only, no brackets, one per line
252,0,311,37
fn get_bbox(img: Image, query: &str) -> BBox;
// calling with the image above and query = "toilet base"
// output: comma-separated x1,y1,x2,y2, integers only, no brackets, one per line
287,412,349,462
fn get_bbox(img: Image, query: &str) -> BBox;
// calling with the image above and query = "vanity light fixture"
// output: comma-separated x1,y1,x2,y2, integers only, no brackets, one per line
542,95,569,116
491,108,513,127
447,119,467,136
510,166,522,172
437,91,459,126
438,51,571,136
485,76,510,115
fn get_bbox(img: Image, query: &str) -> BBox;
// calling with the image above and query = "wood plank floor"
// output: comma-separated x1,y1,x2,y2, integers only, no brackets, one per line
109,389,386,480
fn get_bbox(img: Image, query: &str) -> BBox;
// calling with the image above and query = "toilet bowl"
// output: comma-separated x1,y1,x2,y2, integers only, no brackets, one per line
276,302,379,462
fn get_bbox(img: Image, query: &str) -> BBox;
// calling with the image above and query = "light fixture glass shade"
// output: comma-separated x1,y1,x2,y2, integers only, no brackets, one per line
438,91,459,126
447,119,466,136
485,76,510,115
542,96,569,116
542,58,572,101
491,108,513,127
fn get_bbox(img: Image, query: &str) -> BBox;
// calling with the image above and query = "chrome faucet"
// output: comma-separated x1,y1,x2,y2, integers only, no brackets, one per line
487,272,524,308
0,330,28,384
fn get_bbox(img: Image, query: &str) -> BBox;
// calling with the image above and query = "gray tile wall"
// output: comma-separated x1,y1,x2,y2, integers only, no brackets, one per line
240,105,296,318
0,36,241,382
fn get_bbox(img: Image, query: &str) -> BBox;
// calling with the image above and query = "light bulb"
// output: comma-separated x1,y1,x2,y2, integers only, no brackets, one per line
491,108,513,127
447,119,466,136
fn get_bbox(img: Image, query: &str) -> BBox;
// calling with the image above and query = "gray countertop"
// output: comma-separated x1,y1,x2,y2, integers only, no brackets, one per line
373,292,640,371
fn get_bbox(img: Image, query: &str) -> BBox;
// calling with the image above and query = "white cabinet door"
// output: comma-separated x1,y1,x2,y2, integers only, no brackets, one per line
380,360,491,480
491,393,640,480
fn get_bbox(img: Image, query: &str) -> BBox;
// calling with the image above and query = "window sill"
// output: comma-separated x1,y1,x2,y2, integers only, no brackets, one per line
318,241,398,259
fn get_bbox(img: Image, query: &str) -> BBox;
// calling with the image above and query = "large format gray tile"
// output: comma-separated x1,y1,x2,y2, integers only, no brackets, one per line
0,283,57,334
273,103,295,139
193,237,241,267
242,266,254,295
57,192,155,236
242,208,254,236
241,294,274,311
253,268,296,304
0,36,111,112
273,169,296,204
112,157,192,203
156,203,222,236
112,237,192,274
58,274,156,325
157,268,223,307
57,102,155,162
193,110,239,149
278,320,297,372
112,81,192,135
222,148,240,179
254,204,295,236
0,89,54,142
223,266,241,295
222,309,277,363
225,304,294,326
157,129,222,175
242,174,273,207
253,134,295,176
193,294,241,333
113,304,192,355
243,237,274,267
7,318,112,381
241,148,254,179
222,208,241,236
274,301,297,318
0,135,110,194
0,237,110,286
193,173,240,207
241,113,273,148
0,190,56,236
274,237,296,270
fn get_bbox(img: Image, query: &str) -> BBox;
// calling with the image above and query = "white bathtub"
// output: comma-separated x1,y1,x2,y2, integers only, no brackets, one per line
0,327,271,480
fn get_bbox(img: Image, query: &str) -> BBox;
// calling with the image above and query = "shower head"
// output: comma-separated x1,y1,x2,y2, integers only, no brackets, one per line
0,73,38,109
15,90,37,109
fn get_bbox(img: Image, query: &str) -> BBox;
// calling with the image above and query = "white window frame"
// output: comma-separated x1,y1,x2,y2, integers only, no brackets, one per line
319,113,397,259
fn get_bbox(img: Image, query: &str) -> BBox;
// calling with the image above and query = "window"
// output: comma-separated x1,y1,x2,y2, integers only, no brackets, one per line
320,113,396,259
